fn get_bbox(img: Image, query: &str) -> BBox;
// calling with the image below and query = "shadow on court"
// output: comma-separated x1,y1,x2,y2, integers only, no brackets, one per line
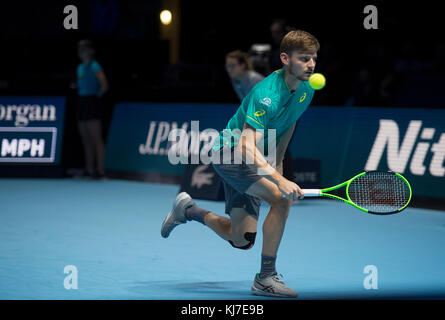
128,281,297,300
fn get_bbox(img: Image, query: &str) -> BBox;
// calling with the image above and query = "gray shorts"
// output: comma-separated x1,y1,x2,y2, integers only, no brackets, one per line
211,146,262,219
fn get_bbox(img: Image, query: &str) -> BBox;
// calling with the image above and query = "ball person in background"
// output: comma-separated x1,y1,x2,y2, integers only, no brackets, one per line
76,40,109,179
225,50,265,101
162,30,319,298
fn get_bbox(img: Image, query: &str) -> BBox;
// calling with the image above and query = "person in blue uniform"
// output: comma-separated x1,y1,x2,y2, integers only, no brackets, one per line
76,40,109,179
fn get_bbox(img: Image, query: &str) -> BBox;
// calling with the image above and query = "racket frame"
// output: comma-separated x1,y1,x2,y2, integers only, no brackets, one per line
306,171,412,215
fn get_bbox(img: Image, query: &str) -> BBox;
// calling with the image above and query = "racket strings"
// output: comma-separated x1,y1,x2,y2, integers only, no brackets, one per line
347,172,410,213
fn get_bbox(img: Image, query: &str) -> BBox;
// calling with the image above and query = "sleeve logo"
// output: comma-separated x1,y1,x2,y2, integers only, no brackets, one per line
254,109,266,116
259,97,272,106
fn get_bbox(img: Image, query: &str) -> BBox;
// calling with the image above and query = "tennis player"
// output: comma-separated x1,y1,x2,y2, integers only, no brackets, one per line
162,30,319,298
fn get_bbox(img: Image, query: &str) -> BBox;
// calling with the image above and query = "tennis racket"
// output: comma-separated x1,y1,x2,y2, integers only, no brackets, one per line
300,171,412,215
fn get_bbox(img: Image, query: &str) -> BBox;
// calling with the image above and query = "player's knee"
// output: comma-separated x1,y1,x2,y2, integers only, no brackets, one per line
228,232,256,250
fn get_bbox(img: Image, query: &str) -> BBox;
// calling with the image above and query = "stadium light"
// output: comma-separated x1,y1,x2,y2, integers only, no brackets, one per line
160,10,172,25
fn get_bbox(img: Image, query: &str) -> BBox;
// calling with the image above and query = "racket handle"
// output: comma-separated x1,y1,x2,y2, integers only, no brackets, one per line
301,189,321,197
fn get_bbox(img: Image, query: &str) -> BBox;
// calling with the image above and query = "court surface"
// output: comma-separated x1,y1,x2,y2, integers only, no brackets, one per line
1,178,445,300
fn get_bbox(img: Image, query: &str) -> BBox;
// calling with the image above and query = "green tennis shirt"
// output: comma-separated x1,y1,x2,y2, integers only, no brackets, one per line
213,68,315,155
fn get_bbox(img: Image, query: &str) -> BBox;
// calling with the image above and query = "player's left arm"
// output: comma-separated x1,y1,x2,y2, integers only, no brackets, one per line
275,123,296,174
91,61,109,97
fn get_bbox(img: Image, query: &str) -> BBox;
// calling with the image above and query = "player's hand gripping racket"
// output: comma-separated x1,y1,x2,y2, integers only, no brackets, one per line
299,171,412,214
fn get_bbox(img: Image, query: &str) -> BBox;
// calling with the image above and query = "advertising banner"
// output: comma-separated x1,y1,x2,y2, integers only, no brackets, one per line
0,96,66,165
105,102,238,176
106,103,445,199
290,107,445,199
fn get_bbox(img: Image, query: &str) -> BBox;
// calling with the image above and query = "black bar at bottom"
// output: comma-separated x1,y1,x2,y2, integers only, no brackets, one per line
1,300,444,318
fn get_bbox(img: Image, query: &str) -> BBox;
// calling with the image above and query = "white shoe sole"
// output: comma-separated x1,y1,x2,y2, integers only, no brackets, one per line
251,283,298,298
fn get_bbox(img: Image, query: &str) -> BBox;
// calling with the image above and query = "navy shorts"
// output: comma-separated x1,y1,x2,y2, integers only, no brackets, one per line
211,146,262,219
77,95,103,121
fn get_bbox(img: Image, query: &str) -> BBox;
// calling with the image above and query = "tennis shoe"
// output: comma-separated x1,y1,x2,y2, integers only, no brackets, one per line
161,192,194,238
251,272,298,298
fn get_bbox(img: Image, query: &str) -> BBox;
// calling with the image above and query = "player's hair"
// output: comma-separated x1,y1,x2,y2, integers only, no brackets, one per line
78,39,94,50
78,39,96,58
280,30,320,54
226,50,254,71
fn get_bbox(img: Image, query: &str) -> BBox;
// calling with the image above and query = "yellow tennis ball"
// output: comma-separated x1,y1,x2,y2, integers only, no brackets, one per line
308,73,326,90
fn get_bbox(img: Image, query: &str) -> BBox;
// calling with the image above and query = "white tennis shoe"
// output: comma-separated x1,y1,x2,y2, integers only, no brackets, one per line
161,192,194,238
251,272,298,298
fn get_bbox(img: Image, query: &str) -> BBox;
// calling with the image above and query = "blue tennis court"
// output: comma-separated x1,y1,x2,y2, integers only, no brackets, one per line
1,178,445,300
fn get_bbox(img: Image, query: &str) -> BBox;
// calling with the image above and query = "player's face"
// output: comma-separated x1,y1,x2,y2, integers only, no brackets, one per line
78,47,93,62
287,51,317,81
225,57,245,79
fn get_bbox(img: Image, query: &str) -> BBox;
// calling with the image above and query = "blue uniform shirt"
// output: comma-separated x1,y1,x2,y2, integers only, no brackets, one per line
77,60,103,97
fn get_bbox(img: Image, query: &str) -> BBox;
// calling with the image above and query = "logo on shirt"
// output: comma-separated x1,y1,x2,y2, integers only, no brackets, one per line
254,109,266,117
260,97,272,106
299,92,307,103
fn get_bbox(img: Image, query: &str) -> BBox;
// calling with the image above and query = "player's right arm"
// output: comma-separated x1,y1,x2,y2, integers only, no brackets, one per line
235,88,303,199
236,122,303,200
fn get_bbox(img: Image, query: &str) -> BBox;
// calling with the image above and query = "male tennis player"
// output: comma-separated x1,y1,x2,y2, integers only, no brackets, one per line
161,30,319,298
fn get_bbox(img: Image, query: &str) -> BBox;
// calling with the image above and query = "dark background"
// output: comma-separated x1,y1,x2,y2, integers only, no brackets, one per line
0,0,443,170
0,1,443,103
